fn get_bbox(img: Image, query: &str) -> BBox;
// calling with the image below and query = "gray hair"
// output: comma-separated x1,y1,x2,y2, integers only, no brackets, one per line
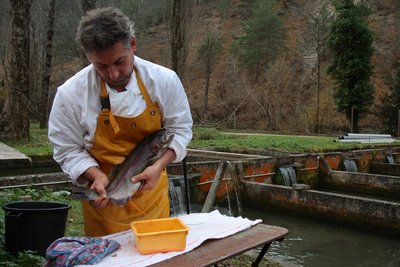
76,7,135,53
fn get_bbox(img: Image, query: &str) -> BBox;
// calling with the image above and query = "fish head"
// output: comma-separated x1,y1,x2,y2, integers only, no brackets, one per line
147,130,174,164
148,130,166,152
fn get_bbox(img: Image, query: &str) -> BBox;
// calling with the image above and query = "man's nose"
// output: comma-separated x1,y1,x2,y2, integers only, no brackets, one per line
108,66,119,80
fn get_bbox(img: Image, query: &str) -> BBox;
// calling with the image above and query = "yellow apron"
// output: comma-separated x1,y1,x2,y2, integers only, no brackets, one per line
83,69,170,237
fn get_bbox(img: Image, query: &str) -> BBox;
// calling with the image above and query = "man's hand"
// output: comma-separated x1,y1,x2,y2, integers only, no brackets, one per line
132,148,176,191
132,164,162,191
79,166,113,208
90,174,113,208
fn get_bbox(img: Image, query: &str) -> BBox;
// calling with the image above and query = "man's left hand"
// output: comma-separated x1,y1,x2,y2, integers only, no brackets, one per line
131,164,161,190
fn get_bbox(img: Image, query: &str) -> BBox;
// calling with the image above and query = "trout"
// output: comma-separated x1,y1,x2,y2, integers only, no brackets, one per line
72,129,174,206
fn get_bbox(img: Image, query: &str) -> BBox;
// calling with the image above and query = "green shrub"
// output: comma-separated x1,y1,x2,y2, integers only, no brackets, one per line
193,127,222,140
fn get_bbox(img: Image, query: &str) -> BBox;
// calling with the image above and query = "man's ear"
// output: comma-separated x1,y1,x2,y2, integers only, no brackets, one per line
86,53,92,63
130,37,137,53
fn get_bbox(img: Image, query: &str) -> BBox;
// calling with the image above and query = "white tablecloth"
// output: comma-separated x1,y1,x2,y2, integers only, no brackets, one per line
78,210,261,267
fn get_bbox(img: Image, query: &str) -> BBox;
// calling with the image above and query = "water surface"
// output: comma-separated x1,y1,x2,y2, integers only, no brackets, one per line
243,207,400,267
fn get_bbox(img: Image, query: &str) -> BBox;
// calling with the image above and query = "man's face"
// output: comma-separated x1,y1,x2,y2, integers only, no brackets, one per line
88,38,136,91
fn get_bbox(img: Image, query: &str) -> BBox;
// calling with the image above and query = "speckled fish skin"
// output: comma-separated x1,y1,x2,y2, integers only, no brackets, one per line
72,129,174,206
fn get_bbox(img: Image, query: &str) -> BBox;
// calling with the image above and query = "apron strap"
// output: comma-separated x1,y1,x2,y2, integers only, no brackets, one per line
99,67,155,135
134,67,153,107
100,80,120,134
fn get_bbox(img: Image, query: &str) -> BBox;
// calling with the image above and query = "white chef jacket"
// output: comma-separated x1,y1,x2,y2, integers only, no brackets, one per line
48,56,193,184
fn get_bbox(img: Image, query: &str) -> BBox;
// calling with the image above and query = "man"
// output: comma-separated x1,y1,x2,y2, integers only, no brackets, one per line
48,7,193,237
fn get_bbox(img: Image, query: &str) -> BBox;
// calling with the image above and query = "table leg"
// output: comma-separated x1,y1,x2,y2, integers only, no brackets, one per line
251,242,271,267
251,236,285,267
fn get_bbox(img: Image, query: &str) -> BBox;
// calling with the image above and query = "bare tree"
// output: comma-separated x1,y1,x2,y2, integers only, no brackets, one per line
197,31,222,121
82,0,96,14
166,0,194,80
78,0,97,66
1,0,32,140
0,1,11,113
304,3,332,133
37,0,57,128
218,55,248,129
29,1,47,124
249,57,298,131
0,1,11,63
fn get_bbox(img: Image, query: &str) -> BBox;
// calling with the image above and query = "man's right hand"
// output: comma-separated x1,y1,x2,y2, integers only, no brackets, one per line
80,166,112,208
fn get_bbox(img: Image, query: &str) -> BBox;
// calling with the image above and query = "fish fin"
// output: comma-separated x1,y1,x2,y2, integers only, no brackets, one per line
109,164,122,180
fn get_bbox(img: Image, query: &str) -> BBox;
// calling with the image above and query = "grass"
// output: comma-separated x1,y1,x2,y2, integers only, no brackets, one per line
2,124,398,157
191,127,399,153
1,123,53,156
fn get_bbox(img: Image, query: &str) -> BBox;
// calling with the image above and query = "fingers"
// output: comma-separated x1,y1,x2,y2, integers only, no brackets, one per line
132,174,155,191
96,186,108,199
131,173,143,186
89,177,112,208
131,165,161,191
90,176,109,198
131,173,141,184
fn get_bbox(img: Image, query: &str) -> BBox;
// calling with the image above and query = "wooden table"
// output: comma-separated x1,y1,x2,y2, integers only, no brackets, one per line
151,224,288,267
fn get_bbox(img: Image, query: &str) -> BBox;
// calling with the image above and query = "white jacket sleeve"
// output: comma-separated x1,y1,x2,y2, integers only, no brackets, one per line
158,72,193,163
48,89,98,184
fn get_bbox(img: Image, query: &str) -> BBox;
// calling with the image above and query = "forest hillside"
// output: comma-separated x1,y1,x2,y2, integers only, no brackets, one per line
1,0,399,136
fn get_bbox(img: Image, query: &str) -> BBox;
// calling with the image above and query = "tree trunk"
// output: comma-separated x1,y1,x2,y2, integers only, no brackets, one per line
78,0,96,67
2,0,32,140
82,0,96,14
170,0,184,77
169,0,191,80
39,0,56,129
315,49,320,134
202,70,210,121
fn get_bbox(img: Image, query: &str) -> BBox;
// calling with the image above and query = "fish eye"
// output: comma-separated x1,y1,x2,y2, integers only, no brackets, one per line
150,144,160,152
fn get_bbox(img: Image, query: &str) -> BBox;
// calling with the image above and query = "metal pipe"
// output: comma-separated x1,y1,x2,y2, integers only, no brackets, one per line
0,181,71,190
197,178,233,186
197,172,276,185
299,167,318,171
242,173,276,179
182,158,191,214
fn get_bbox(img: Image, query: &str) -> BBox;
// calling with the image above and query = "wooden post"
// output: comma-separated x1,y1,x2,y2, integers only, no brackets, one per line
201,160,225,213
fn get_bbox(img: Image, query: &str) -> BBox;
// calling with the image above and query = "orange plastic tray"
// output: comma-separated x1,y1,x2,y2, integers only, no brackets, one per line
130,217,189,255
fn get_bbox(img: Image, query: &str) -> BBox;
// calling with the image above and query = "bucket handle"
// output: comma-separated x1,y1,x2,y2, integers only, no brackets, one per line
6,211,22,217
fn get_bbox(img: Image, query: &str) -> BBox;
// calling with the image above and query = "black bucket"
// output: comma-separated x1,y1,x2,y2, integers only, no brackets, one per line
2,201,71,257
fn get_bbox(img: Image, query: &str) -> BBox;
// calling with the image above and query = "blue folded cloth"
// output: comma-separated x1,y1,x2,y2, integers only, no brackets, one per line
44,236,121,267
